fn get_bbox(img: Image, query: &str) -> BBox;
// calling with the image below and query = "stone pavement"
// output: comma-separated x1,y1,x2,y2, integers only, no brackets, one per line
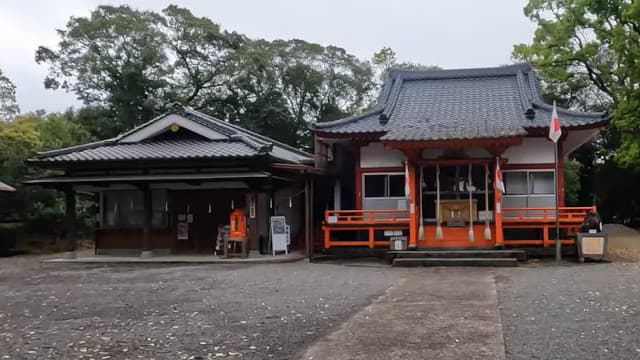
302,267,505,360
43,250,305,264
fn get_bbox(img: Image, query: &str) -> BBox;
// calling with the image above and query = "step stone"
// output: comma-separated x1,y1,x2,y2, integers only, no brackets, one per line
392,257,519,267
390,250,527,261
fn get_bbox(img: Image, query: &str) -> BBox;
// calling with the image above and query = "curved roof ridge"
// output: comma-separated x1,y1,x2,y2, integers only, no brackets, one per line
388,63,532,81
180,107,311,159
314,107,384,129
34,138,117,158
515,70,533,113
531,101,608,118
380,75,404,122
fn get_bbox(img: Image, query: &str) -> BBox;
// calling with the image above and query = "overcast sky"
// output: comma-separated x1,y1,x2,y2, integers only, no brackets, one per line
0,0,536,113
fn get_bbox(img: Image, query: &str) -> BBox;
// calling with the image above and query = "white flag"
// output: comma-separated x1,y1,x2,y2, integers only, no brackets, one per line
495,162,505,194
548,102,562,143
404,161,410,197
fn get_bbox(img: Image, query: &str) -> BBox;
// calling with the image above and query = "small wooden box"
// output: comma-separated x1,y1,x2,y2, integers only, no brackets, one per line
577,232,608,262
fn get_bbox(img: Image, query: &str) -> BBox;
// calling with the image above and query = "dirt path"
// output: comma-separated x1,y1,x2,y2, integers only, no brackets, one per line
604,224,640,262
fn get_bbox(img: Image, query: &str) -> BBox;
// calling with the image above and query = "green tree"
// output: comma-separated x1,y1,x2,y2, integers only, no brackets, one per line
161,5,246,108
0,110,95,231
513,0,640,168
0,68,19,121
221,39,375,148
372,47,440,84
35,5,169,134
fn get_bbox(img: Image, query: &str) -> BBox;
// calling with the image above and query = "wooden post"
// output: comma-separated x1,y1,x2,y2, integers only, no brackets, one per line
64,188,76,259
304,178,311,257
323,223,331,249
309,178,314,257
141,185,153,258
354,145,362,209
494,160,504,247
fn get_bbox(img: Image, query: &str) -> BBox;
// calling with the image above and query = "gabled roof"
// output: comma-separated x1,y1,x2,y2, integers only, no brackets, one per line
32,106,313,165
0,181,15,192
315,63,608,141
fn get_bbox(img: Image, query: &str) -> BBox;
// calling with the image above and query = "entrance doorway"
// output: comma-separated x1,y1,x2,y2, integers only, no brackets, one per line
171,190,245,253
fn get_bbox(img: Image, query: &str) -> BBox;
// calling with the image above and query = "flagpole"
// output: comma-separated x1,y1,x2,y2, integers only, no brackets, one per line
554,132,561,263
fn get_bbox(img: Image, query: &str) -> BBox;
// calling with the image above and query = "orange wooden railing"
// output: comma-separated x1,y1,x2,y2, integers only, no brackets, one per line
322,206,596,249
502,206,595,246
323,209,410,249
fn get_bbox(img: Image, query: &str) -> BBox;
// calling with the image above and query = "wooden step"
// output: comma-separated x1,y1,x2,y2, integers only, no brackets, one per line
389,250,527,261
392,257,519,267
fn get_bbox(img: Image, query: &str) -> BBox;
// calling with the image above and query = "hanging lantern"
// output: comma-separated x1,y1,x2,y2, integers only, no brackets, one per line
288,197,292,208
187,203,190,213
231,199,235,209
164,200,168,212
208,203,212,214
130,199,134,209
269,198,273,209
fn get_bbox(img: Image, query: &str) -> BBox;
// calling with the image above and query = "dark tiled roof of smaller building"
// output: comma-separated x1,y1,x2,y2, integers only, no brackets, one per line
315,63,608,141
32,107,313,165
38,139,259,162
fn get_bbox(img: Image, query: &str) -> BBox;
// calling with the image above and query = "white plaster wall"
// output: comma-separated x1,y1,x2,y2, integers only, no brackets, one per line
503,138,555,164
360,142,405,168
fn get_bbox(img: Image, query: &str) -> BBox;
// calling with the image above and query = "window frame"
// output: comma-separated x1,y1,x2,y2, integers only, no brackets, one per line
100,190,168,229
502,169,556,197
362,172,407,199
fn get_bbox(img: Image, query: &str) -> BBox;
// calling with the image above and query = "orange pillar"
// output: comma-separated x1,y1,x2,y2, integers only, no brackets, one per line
494,162,504,247
408,163,417,249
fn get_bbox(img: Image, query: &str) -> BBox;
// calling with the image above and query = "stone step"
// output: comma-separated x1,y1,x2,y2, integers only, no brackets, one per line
389,250,527,261
392,257,519,267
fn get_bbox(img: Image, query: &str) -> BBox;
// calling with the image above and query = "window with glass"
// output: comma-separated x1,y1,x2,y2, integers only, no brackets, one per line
363,174,406,198
102,190,168,228
503,170,555,196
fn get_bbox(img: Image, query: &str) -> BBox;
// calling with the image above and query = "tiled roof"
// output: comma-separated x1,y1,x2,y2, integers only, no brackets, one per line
33,107,313,164
37,139,258,162
315,63,608,141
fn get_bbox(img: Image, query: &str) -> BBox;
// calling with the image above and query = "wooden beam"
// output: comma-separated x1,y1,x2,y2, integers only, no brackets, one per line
64,189,76,256
494,160,504,247
141,185,152,257
417,158,494,166
304,179,311,257
407,162,417,248
354,144,362,209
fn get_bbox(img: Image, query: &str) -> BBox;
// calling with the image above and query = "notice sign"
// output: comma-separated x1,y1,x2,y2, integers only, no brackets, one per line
177,222,189,240
270,216,288,255
582,236,605,255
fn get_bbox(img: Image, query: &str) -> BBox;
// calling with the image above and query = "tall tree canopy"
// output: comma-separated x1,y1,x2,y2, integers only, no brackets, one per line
36,6,169,135
35,5,375,148
513,0,640,168
0,68,19,121
221,39,375,148
372,47,440,84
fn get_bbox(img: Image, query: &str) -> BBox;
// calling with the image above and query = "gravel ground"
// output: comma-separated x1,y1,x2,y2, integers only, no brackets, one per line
0,256,396,360
497,261,640,360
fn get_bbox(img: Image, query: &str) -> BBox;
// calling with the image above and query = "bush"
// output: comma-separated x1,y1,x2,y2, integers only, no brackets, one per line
0,222,22,255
